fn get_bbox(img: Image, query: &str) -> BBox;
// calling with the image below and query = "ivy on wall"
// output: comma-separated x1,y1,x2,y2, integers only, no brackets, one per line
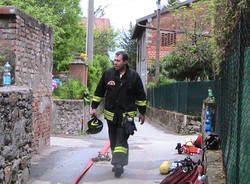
211,0,248,75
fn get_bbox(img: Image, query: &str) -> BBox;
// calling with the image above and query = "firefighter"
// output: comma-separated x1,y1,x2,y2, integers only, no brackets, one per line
90,50,147,177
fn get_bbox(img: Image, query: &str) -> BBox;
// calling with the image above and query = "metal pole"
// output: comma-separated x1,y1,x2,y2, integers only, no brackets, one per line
86,0,94,62
155,0,161,82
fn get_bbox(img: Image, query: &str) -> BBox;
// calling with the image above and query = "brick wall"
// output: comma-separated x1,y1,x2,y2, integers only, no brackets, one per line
147,1,210,46
146,45,176,67
144,1,210,69
0,6,53,154
69,56,88,86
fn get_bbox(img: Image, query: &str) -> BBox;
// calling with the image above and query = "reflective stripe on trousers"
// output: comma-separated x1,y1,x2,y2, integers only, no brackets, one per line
107,120,129,166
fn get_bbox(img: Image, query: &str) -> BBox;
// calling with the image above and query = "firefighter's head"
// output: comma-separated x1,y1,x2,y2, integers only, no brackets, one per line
114,51,128,71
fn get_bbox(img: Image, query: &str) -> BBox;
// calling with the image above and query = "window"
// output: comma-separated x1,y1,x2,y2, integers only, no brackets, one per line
161,32,176,46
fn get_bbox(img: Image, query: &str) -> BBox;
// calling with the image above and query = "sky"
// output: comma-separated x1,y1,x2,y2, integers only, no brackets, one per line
80,0,169,30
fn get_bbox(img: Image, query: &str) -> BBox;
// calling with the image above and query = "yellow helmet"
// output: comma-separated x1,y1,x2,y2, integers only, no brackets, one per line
185,138,194,146
159,161,170,175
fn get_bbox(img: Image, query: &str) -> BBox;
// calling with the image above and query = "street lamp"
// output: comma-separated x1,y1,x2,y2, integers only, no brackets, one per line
155,0,161,82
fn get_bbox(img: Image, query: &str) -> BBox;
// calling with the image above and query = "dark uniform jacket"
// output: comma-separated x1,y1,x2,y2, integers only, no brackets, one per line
91,66,146,121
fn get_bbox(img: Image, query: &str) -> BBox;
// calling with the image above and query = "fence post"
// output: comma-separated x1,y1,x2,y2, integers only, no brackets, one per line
185,82,188,114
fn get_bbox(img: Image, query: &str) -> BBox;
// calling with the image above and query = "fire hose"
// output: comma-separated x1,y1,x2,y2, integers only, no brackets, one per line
72,140,111,184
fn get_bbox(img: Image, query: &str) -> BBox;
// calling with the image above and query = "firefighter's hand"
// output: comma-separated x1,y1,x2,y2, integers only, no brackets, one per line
139,113,145,125
90,109,97,117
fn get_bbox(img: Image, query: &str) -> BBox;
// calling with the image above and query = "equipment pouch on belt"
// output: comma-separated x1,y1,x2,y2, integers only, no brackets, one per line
123,116,137,135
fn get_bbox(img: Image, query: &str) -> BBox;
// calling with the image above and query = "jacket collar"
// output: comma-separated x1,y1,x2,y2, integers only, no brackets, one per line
113,64,130,77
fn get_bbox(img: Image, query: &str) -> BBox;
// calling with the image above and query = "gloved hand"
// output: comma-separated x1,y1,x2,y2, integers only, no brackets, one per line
123,116,137,135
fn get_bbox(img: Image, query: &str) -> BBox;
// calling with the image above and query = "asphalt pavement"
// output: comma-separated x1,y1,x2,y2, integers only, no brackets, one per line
28,117,198,184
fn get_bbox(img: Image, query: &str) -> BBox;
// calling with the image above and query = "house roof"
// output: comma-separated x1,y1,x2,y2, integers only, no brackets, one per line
132,0,200,39
81,17,111,29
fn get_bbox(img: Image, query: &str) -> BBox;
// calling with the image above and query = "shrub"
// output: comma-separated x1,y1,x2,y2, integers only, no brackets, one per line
87,54,111,94
52,78,90,103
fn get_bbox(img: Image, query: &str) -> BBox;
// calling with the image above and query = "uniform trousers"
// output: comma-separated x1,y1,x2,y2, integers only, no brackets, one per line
107,114,130,166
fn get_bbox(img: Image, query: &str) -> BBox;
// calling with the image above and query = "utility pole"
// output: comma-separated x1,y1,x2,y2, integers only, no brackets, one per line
86,0,94,61
155,0,161,82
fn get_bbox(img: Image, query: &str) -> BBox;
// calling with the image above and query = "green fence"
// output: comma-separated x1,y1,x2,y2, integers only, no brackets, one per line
215,9,249,184
147,80,216,115
147,9,249,184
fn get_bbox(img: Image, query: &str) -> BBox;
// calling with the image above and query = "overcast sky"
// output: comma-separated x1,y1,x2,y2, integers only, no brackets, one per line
80,0,169,30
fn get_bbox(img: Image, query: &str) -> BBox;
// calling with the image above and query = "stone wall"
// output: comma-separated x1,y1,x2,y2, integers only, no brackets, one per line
52,99,87,135
146,106,201,134
0,6,53,154
0,86,32,184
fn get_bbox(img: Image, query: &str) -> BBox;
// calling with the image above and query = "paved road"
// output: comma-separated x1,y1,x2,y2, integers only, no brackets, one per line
29,118,198,184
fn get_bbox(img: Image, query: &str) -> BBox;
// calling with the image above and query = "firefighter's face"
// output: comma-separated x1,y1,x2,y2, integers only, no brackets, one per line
114,54,127,71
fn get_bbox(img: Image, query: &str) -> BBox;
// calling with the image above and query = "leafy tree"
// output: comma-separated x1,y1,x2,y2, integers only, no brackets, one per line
211,0,248,74
87,54,111,94
0,0,59,26
0,0,85,72
148,58,176,87
149,40,214,81
167,42,213,81
171,0,248,76
52,0,85,71
93,28,117,58
154,0,216,80
56,24,116,71
119,23,137,70
172,1,212,43
167,0,179,7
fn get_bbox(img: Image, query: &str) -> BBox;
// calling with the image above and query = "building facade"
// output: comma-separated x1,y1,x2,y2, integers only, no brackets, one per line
132,0,210,87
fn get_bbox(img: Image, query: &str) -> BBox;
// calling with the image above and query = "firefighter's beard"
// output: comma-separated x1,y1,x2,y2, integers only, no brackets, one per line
114,64,126,73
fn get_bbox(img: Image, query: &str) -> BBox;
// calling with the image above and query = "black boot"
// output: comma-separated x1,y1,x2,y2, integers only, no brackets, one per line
114,165,124,178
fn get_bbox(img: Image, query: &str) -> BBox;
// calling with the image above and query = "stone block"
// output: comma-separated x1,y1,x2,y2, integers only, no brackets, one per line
4,165,12,184
52,99,85,135
0,169,4,182
204,150,226,184
0,87,32,183
146,106,200,134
